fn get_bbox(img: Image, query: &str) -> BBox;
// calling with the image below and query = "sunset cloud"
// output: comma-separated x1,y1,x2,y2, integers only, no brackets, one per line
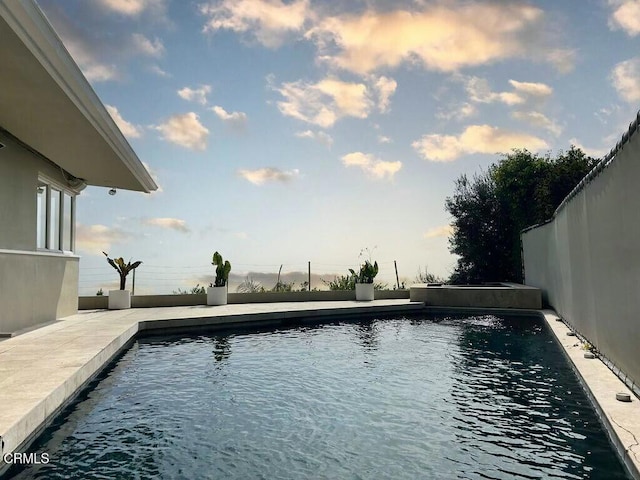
273,77,374,127
295,129,333,147
200,0,311,47
238,167,300,185
610,58,640,103
569,138,607,159
75,224,131,254
608,0,640,36
424,225,454,239
178,85,212,105
142,217,190,232
211,105,248,128
511,111,562,136
465,77,553,106
341,152,402,179
106,105,142,138
306,3,552,74
436,102,477,121
131,33,164,57
373,76,397,112
98,0,165,16
154,112,209,150
412,125,548,162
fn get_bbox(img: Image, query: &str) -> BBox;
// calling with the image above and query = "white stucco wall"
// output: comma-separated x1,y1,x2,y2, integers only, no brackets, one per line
0,130,79,333
522,121,640,389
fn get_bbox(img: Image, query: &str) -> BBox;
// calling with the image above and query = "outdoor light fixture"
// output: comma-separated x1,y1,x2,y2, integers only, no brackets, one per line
108,188,117,196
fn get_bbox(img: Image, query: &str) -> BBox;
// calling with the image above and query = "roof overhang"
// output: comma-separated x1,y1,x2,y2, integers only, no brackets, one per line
0,1,157,193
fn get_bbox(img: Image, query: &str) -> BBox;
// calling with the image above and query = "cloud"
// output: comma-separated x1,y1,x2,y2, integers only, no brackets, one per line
178,85,212,105
238,167,300,185
608,0,640,36
200,0,311,47
412,125,548,162
465,77,552,105
75,224,131,253
82,63,119,82
142,217,190,232
569,138,607,158
373,76,397,112
341,152,402,179
149,65,170,77
378,135,392,144
211,105,248,128
154,112,209,150
106,105,142,138
131,33,164,57
511,111,562,136
305,3,566,74
273,76,374,127
295,129,334,147
97,0,165,16
436,102,477,121
424,225,454,239
545,49,576,74
610,58,640,103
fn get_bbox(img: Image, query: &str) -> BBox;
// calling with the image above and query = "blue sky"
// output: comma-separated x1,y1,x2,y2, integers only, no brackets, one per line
37,0,640,294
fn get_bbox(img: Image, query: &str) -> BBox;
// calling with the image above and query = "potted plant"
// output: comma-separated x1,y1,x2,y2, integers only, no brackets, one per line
350,257,379,301
103,251,142,309
207,251,231,305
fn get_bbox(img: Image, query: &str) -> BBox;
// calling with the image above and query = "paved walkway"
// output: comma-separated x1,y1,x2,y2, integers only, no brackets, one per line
0,302,637,479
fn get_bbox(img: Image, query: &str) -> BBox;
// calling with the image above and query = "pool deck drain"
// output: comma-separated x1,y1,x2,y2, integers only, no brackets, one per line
0,301,637,479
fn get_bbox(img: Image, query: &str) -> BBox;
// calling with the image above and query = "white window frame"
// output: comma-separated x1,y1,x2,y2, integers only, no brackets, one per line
37,174,76,253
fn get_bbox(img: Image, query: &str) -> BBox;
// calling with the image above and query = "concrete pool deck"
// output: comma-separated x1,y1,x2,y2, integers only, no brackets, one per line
0,301,638,479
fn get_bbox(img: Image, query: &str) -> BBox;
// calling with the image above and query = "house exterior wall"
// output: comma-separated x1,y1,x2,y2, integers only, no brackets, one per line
0,130,79,334
521,123,640,391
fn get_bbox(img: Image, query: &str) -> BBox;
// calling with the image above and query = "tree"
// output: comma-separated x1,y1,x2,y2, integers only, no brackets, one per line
446,148,597,284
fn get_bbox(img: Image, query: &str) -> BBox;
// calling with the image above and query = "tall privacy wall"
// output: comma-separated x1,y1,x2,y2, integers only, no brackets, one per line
522,111,640,391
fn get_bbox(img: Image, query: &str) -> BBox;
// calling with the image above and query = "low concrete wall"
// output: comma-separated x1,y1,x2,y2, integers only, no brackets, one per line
78,289,410,310
0,250,79,334
409,283,542,309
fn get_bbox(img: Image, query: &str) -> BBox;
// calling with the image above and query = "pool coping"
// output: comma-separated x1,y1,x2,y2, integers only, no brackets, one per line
0,301,637,479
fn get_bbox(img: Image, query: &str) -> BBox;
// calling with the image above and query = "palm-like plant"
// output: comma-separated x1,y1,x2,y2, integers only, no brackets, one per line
103,252,142,290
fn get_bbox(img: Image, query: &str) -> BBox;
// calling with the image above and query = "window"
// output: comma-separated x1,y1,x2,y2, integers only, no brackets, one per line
37,177,75,252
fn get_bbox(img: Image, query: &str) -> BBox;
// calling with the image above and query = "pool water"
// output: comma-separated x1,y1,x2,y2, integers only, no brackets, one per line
6,315,631,479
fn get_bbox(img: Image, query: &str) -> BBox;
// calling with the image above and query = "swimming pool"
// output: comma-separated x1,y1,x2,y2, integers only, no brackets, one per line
5,314,631,479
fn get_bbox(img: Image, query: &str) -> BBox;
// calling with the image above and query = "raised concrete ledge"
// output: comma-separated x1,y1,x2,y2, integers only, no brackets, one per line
78,289,410,310
0,300,421,475
410,282,542,309
540,310,640,480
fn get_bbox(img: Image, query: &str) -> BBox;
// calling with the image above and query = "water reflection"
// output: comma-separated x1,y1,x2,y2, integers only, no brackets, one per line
212,336,231,362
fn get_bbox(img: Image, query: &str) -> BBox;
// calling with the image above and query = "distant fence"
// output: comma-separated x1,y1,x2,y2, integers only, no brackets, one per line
521,110,640,395
78,260,412,296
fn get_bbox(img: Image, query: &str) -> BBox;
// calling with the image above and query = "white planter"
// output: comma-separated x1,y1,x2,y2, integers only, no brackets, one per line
108,290,131,309
207,286,228,306
355,283,374,301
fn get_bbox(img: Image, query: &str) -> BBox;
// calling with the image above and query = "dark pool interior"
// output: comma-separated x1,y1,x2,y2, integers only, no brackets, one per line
5,314,631,479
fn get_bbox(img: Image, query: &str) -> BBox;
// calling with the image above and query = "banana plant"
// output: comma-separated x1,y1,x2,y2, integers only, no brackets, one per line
212,251,231,287
103,251,142,290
